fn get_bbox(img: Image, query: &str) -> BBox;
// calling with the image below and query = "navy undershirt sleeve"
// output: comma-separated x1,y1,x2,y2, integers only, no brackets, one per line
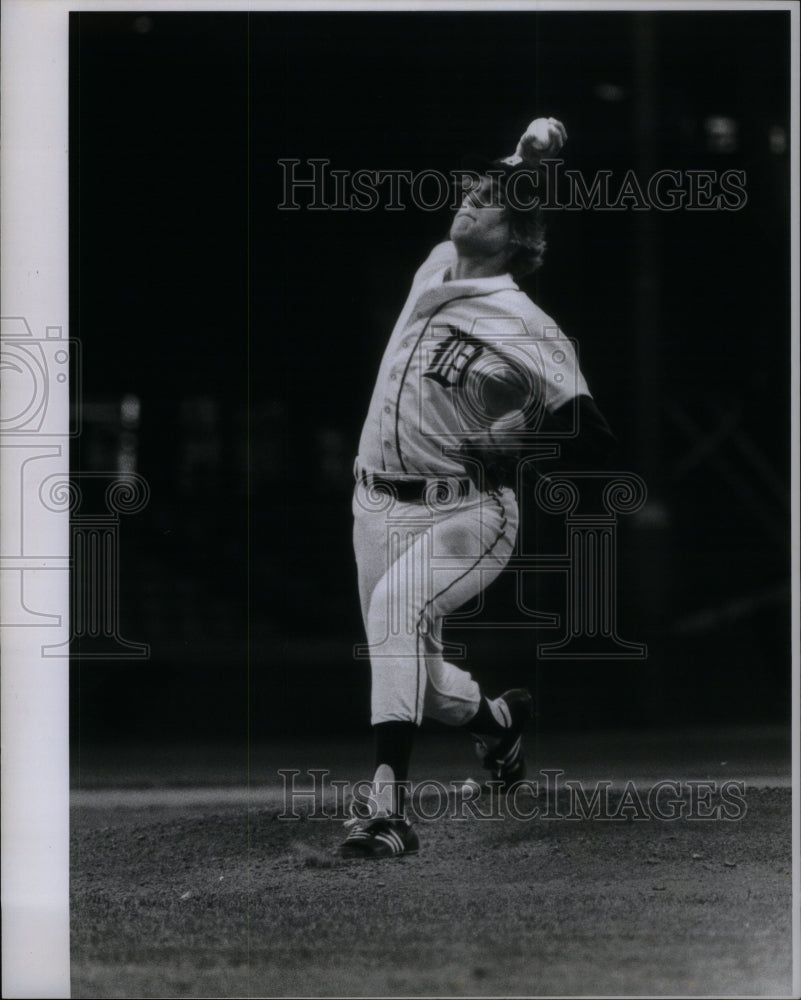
536,394,617,467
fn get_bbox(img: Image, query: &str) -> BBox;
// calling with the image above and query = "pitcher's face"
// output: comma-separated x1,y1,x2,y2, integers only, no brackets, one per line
450,177,512,258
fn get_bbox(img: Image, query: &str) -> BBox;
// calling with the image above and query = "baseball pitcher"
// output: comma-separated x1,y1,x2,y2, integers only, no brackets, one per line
341,118,615,859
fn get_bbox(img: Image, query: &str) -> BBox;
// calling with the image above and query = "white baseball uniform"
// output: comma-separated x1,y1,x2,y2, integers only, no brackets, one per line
355,240,590,727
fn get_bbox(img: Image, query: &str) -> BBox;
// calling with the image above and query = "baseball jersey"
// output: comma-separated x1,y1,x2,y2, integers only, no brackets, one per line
357,241,590,477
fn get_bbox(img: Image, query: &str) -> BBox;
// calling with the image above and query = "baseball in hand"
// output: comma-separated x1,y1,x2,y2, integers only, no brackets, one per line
516,117,567,164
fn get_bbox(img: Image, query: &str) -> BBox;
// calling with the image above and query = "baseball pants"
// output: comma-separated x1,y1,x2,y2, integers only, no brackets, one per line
352,479,519,727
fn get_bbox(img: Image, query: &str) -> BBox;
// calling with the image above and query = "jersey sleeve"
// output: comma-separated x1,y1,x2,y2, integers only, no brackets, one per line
513,295,590,412
537,395,617,463
539,335,590,412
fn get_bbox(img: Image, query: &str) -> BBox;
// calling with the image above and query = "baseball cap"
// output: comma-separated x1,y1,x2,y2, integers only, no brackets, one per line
459,153,544,215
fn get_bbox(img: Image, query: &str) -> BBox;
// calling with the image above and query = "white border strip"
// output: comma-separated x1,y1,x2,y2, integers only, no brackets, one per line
1,2,71,997
36,0,800,9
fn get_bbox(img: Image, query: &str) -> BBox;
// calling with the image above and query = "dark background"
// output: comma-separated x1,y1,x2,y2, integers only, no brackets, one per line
69,10,792,744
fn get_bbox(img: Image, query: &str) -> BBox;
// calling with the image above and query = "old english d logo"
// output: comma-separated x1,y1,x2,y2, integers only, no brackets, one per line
423,325,485,389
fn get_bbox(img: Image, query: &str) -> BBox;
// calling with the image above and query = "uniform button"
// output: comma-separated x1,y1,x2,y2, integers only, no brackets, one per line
401,339,411,348
389,373,398,381
384,405,392,414
383,440,393,450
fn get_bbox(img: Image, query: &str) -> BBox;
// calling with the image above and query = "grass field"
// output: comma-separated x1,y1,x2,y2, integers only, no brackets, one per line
70,727,795,998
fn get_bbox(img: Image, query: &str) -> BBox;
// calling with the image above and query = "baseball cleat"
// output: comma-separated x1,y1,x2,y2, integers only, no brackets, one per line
346,793,374,825
339,816,420,860
471,688,534,791
344,770,396,825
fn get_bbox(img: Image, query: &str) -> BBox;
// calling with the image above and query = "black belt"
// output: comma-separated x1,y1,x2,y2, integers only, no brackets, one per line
358,471,471,504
